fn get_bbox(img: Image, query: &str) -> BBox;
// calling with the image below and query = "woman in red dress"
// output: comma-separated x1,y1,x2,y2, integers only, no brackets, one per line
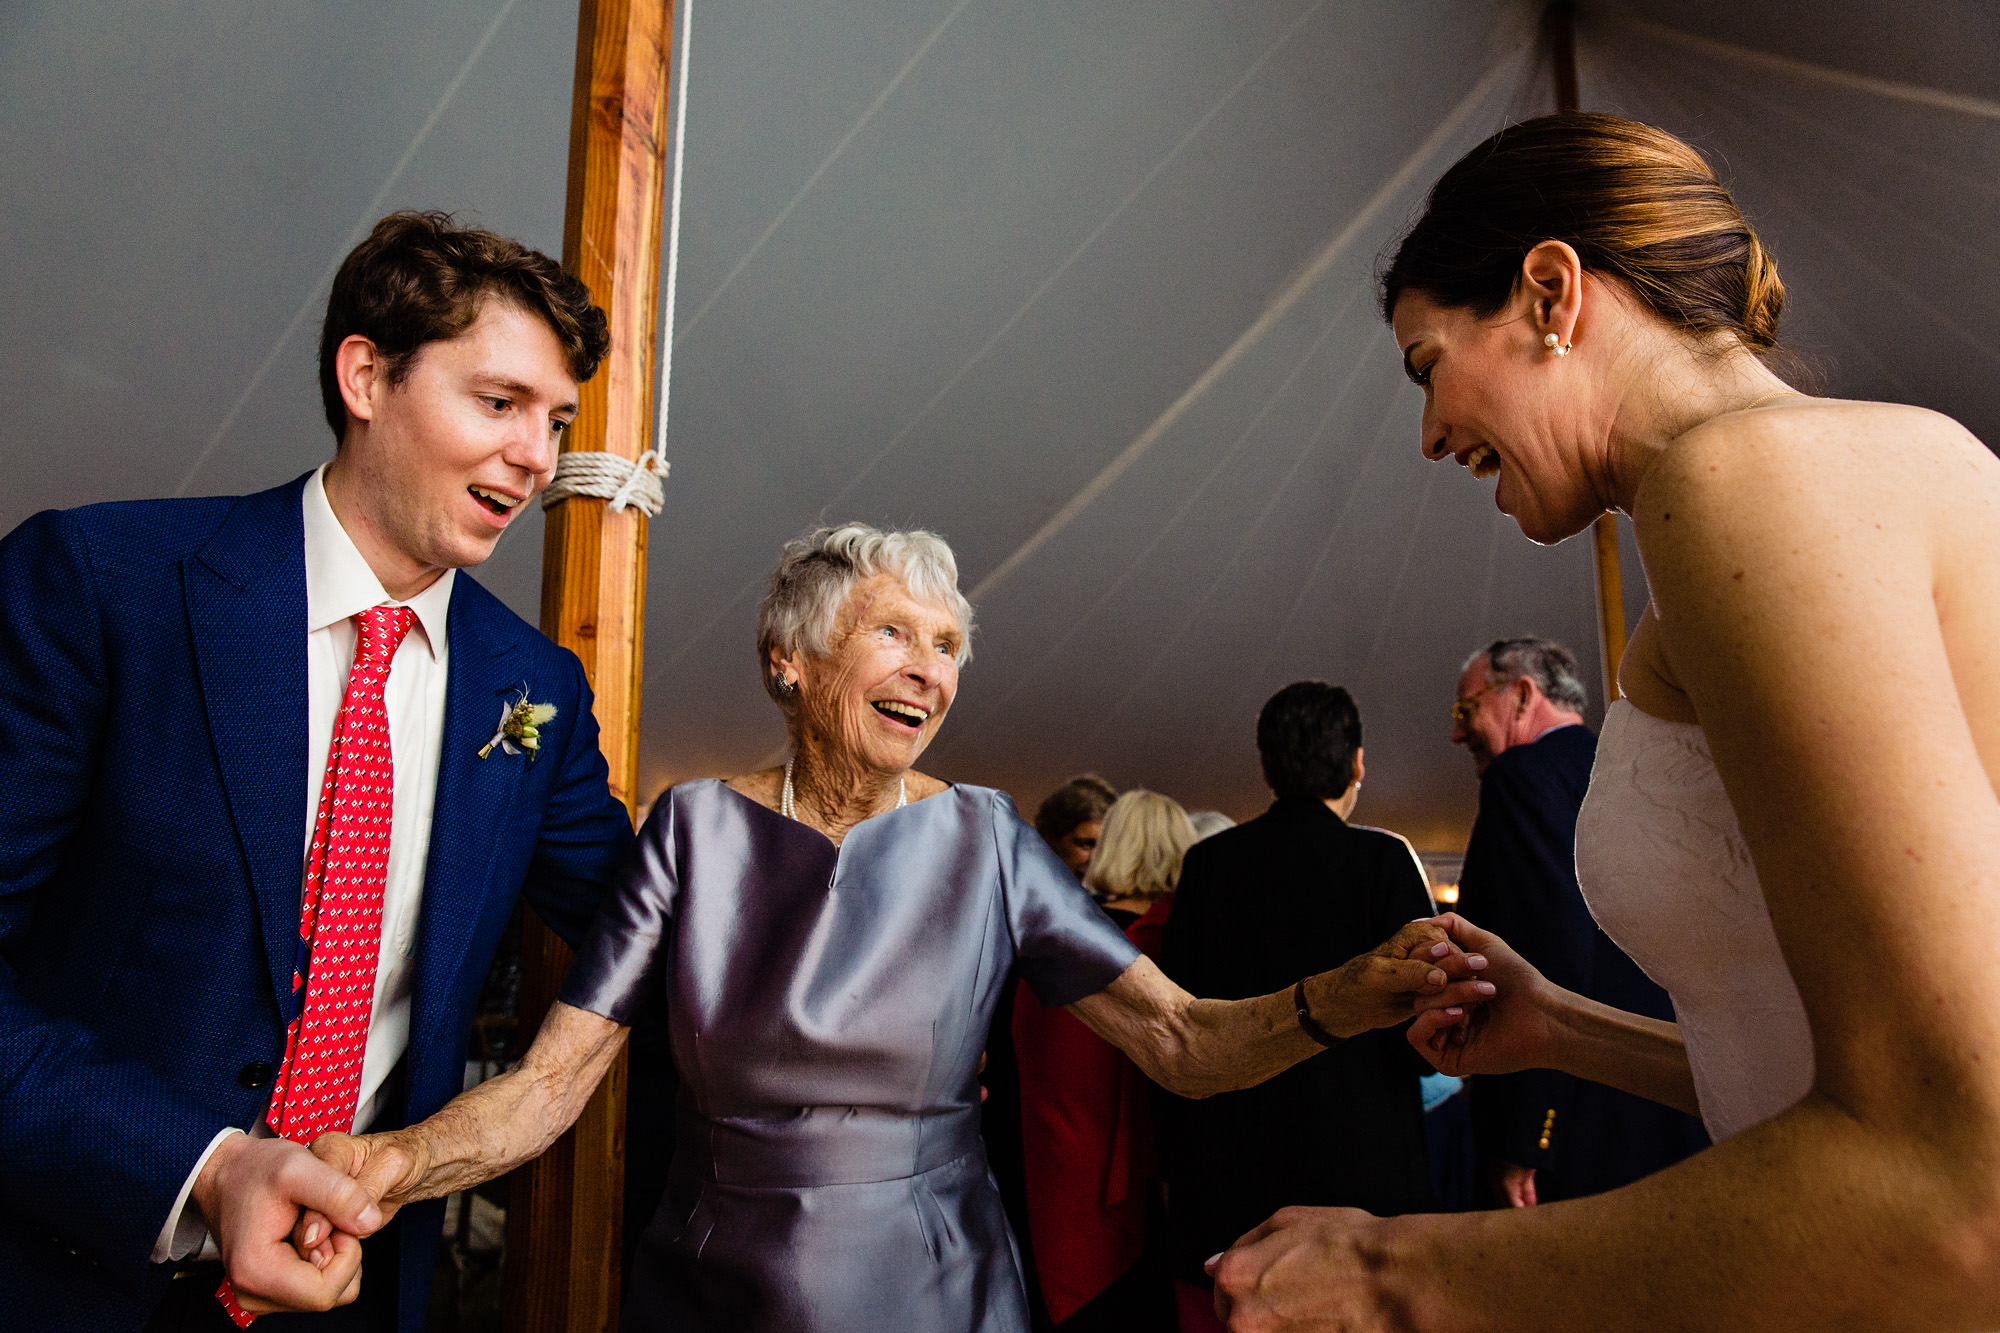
1013,789,1198,1329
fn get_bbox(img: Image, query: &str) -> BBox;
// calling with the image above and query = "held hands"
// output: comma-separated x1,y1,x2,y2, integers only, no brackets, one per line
191,1133,383,1315
1309,917,1495,1040
288,1131,427,1272
1406,913,1565,1078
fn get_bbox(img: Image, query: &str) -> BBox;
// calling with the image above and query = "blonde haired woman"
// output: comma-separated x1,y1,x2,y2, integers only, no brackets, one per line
1083,789,1198,909
1015,790,1197,1329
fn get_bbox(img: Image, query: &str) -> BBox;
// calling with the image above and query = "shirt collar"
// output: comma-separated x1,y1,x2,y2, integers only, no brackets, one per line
303,464,454,657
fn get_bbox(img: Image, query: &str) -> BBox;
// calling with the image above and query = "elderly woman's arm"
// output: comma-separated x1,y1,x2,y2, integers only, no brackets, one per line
303,1002,627,1228
1066,919,1491,1099
1212,422,2000,1331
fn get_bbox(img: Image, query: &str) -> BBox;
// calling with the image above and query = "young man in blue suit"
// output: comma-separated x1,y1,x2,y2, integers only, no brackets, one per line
0,212,637,1331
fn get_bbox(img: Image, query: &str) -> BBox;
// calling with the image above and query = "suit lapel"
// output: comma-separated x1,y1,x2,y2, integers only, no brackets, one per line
409,583,528,1066
186,477,312,1012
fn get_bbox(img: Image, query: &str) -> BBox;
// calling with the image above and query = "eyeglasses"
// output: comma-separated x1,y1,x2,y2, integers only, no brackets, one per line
1450,682,1499,727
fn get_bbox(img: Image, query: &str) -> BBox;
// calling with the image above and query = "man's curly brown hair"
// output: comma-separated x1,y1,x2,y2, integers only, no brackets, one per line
317,211,611,441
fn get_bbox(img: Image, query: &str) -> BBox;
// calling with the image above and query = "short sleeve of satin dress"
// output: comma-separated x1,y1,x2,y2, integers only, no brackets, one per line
556,780,1138,1333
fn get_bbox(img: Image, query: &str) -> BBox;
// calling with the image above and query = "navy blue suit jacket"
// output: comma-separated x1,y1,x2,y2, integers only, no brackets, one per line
1457,725,1706,1200
1158,799,1437,1275
0,475,635,1331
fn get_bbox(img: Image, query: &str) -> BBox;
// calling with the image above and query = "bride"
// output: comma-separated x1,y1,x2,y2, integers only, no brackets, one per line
1212,113,2000,1330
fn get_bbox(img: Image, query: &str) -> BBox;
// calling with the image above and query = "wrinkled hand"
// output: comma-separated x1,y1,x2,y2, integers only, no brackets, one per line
290,1131,427,1269
1407,913,1563,1078
191,1133,382,1314
1310,918,1494,1040
1209,1206,1396,1332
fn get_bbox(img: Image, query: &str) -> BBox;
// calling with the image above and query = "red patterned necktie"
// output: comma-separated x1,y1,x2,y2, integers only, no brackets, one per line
218,604,415,1326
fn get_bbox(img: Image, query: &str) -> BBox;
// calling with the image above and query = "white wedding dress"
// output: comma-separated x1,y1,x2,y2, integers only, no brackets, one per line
1575,699,1815,1142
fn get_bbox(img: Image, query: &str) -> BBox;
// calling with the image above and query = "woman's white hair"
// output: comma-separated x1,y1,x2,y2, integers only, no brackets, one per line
757,522,976,711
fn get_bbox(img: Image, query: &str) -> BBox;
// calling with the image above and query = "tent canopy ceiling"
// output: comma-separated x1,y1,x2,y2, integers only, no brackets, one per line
3,0,1994,848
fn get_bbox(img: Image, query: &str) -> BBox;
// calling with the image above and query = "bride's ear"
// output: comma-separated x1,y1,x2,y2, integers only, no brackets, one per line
1519,239,1584,352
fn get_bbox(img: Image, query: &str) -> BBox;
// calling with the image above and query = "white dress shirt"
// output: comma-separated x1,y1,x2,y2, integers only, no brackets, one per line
153,466,456,1261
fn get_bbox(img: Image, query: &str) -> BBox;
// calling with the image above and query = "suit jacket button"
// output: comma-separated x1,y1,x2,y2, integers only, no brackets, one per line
238,1061,275,1090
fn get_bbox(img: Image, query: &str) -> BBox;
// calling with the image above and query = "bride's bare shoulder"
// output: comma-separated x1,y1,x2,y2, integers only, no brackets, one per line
1634,398,1994,535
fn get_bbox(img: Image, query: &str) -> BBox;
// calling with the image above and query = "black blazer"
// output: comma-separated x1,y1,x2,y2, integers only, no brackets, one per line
1457,725,1707,1199
1158,798,1435,1274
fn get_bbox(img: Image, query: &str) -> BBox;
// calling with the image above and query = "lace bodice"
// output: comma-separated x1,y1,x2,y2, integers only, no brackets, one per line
1575,700,1814,1142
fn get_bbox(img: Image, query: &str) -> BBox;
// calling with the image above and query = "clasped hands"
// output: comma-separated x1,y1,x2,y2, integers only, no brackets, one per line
194,1127,424,1314
1321,914,1499,1039
221,916,1514,1317
1208,913,1554,1331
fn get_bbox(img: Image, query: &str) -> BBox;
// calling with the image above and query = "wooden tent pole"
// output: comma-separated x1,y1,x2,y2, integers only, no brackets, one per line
505,2,673,1330
1547,0,1629,703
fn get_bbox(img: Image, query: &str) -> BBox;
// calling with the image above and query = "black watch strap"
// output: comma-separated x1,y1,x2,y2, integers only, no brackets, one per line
1293,977,1345,1049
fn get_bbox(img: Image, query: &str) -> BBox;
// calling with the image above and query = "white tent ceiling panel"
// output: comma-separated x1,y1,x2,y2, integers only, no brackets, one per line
2,1,1992,848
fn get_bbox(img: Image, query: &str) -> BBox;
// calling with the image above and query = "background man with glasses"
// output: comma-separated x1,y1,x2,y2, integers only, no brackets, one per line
1450,638,1707,1209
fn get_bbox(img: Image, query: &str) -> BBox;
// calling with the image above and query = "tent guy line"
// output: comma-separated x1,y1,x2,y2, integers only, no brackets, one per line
172,0,522,498
964,42,1532,607
655,0,695,455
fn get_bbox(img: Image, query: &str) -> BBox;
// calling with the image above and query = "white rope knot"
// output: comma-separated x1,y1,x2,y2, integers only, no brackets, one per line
541,448,671,517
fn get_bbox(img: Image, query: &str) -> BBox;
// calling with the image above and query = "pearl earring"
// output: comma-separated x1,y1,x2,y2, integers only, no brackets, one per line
1543,332,1570,357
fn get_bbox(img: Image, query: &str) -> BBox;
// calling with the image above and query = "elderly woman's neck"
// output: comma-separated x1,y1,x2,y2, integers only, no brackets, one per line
788,739,905,842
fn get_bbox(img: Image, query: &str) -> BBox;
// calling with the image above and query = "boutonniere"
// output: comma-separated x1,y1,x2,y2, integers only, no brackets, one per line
480,685,558,760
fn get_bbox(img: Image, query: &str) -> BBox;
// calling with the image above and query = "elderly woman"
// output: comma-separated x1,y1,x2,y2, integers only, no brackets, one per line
1210,113,2000,1330
299,523,1488,1331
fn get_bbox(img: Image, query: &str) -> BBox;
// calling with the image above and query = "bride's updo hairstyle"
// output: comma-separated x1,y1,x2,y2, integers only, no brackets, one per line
1381,113,1785,356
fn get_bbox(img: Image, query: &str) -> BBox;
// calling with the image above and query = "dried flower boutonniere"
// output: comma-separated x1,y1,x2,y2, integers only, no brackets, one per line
480,687,558,760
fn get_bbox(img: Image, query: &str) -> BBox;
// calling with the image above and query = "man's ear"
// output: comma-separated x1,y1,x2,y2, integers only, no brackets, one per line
1350,746,1366,789
334,334,386,429
1518,238,1584,351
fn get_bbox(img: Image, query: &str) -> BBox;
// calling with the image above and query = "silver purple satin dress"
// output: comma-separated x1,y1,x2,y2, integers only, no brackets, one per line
559,780,1139,1332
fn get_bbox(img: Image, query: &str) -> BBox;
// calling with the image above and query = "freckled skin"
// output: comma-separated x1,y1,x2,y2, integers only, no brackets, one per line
1208,240,2000,1331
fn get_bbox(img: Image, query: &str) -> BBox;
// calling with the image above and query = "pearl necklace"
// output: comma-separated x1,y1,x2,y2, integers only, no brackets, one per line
781,757,906,824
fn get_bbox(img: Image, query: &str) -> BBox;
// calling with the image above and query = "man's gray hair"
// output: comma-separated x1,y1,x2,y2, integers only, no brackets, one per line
1470,636,1589,714
757,522,975,710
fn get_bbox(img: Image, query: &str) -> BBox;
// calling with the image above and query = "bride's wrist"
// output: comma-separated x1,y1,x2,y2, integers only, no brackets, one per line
1358,1213,1446,1333
1540,982,1600,1073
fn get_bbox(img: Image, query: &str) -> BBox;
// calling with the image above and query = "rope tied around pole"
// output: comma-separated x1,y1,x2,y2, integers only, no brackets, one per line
541,448,671,516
